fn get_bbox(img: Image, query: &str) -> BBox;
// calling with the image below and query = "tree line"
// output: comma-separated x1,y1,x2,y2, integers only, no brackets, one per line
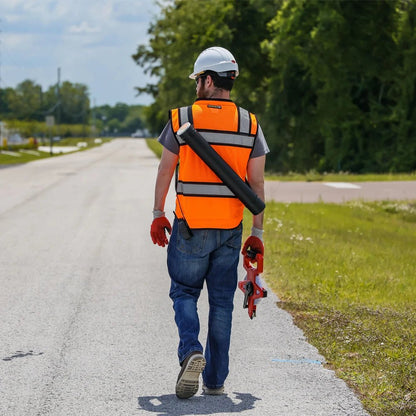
94,103,146,136
133,0,416,173
0,80,146,137
0,80,90,124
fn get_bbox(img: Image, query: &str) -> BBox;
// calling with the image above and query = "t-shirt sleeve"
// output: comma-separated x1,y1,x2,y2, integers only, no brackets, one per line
250,124,270,158
158,121,179,155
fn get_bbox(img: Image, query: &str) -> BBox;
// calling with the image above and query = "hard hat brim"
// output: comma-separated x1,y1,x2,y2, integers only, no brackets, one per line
189,70,206,80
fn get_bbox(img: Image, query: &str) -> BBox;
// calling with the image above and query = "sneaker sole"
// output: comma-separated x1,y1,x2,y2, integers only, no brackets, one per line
176,354,206,399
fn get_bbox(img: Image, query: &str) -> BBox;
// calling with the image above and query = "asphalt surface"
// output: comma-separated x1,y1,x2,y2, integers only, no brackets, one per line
2,138,407,415
265,179,416,203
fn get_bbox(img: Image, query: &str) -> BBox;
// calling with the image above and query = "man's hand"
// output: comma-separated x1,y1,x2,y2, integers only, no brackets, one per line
150,217,172,247
242,235,264,256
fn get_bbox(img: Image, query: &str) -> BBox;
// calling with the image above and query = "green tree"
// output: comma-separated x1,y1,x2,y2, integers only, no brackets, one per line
132,0,276,134
392,0,416,171
134,0,416,172
121,105,145,132
7,80,43,121
93,105,112,125
59,82,90,124
263,0,402,173
263,0,416,173
109,102,130,122
92,104,146,135
42,81,90,124
107,118,121,134
0,87,14,119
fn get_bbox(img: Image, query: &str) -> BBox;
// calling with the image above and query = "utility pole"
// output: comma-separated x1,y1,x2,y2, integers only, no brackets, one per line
56,67,61,126
0,19,2,90
92,97,96,138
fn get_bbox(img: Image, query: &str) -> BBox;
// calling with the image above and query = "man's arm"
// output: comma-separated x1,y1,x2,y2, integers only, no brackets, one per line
150,147,179,247
247,155,266,230
153,147,179,212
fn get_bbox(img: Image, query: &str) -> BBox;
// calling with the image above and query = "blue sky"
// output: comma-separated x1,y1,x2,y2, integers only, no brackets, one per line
0,0,157,106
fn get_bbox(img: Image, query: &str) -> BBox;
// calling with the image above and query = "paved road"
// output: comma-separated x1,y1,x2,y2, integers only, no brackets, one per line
265,180,416,203
0,139,370,415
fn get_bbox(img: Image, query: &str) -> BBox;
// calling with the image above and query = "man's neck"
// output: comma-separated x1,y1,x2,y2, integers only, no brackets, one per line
199,87,230,100
209,88,231,100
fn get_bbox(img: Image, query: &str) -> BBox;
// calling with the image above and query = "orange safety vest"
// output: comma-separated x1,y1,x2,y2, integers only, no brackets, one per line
170,99,258,229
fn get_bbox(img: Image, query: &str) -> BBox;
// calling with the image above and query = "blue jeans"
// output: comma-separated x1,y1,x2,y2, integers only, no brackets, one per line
167,219,242,389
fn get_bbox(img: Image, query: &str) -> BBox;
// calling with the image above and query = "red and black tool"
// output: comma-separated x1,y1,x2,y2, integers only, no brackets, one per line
238,249,267,319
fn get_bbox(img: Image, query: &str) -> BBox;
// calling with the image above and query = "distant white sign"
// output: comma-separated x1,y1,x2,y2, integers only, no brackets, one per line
46,116,55,127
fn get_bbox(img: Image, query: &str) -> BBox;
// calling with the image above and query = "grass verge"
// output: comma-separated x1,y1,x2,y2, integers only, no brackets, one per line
145,138,163,159
0,137,111,165
0,150,51,165
257,200,416,415
266,171,416,182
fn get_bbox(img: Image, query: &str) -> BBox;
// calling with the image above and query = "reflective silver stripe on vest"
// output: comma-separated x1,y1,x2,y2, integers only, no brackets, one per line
177,130,254,147
177,181,236,197
202,131,254,147
179,106,189,125
238,107,250,134
176,106,255,146
176,107,190,144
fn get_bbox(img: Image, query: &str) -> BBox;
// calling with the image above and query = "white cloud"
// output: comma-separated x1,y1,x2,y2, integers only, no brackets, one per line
68,22,101,35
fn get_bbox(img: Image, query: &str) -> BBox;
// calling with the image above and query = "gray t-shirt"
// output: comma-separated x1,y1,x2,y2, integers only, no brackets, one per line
158,120,270,158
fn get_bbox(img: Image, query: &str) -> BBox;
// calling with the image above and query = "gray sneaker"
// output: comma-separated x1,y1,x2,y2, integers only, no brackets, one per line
202,384,225,395
176,352,206,399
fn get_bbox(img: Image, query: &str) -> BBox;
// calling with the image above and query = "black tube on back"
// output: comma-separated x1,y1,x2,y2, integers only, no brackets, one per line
177,122,265,215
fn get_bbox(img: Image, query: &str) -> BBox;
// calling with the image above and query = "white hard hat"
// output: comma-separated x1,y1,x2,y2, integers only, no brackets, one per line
189,46,239,79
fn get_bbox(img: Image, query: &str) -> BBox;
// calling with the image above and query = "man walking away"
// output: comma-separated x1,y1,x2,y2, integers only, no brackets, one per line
150,46,269,399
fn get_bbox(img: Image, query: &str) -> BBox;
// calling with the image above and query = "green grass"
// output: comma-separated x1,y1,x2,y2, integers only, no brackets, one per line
0,137,111,165
0,150,51,165
145,138,163,158
256,200,416,415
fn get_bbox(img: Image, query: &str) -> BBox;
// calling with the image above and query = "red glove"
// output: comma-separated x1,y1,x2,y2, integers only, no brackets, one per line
242,236,264,256
150,217,172,247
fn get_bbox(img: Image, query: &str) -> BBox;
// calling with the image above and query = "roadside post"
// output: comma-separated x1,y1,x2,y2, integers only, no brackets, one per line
46,116,55,155
0,121,4,148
